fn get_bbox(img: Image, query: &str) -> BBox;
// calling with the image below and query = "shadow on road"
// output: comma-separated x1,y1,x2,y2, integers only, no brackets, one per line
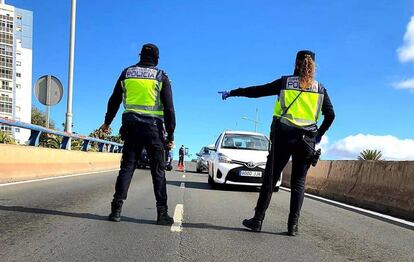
0,205,155,225
167,180,260,192
182,222,288,236
183,170,208,175
0,205,289,235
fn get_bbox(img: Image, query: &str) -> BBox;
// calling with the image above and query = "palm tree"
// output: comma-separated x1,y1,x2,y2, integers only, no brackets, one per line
358,149,382,161
40,135,62,149
0,130,16,144
71,139,83,151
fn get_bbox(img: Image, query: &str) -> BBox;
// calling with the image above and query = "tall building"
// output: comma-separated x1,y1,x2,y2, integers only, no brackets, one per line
0,0,32,144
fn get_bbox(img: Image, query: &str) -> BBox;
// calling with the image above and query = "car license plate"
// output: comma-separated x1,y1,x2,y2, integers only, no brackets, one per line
239,170,262,177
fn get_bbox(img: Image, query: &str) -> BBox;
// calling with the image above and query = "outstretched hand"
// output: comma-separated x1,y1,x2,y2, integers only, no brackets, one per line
100,123,111,133
218,91,230,100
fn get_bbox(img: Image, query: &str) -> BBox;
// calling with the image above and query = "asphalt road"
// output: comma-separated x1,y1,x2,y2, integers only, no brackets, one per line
0,165,413,262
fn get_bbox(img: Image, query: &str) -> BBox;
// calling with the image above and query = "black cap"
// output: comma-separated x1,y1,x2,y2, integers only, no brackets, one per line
140,43,159,59
296,50,315,61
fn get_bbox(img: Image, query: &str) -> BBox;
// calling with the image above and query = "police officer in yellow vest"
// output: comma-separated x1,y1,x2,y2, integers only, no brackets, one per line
101,43,176,225
219,50,335,236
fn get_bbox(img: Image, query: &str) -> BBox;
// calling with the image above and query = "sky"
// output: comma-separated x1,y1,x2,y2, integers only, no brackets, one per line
7,0,414,160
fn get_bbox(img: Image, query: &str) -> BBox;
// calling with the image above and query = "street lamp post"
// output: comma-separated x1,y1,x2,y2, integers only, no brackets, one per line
65,0,77,149
241,108,260,132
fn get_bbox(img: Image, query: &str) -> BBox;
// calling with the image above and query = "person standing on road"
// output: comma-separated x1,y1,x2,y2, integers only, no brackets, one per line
178,145,185,168
219,50,335,236
100,43,176,225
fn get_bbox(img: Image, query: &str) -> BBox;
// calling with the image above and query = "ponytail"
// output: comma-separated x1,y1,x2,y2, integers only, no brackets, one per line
298,55,315,90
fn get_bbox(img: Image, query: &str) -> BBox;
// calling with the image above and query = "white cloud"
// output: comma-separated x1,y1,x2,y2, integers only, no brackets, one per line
326,134,414,160
316,135,329,154
397,16,414,62
393,78,414,90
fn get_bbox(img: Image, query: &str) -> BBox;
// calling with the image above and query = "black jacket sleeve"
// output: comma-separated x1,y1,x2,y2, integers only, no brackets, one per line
229,78,283,98
160,72,176,141
104,71,125,125
318,87,335,137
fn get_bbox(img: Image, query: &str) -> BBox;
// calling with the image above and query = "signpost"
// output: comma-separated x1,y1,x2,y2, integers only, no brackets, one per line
34,75,64,128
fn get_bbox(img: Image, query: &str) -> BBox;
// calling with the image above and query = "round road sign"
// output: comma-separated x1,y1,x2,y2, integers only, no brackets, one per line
34,75,64,106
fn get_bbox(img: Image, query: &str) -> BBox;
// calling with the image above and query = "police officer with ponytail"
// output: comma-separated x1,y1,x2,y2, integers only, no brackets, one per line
101,43,176,225
219,50,335,236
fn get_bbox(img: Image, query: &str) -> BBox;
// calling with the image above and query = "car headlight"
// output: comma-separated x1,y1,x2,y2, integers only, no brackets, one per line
218,153,232,163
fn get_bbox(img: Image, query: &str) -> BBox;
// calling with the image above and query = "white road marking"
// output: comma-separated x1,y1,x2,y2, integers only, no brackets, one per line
281,187,414,228
182,174,186,178
180,182,185,189
0,169,119,187
171,204,184,232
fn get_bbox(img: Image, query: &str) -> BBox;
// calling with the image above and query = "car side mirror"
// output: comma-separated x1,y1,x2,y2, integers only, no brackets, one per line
207,146,216,151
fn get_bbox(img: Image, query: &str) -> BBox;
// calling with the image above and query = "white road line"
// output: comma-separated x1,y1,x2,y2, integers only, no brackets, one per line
280,186,414,228
171,204,184,232
0,169,119,187
182,174,186,178
180,182,185,189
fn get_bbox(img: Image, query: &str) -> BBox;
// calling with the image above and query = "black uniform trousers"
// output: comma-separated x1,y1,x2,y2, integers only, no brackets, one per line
255,119,315,225
178,155,184,166
113,121,167,207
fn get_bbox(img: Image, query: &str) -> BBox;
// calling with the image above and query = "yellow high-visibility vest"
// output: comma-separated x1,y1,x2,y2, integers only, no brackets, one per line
122,66,164,118
273,76,324,127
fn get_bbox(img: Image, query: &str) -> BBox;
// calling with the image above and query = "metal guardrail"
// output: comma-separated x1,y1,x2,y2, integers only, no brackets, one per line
0,117,123,153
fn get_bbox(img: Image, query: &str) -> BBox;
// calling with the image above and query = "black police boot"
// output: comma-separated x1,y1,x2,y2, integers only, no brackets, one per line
242,210,264,232
242,217,263,232
108,199,123,222
156,206,174,226
287,224,299,236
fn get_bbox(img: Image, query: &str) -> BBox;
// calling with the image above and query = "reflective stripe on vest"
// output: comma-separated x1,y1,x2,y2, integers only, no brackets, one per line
273,76,324,127
122,66,164,118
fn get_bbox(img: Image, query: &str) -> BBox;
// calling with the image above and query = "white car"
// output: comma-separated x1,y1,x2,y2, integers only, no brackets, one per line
208,131,282,191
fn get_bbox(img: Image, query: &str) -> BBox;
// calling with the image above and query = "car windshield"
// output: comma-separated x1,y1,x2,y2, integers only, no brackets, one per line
199,147,210,155
220,134,269,151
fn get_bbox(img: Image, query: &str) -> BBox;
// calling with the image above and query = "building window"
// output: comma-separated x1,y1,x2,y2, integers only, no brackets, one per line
16,15,22,20
15,127,20,133
0,44,13,57
15,106,20,112
16,26,22,32
0,80,11,91
0,56,13,68
0,68,12,79
0,20,13,33
0,32,13,45
16,61,21,66
16,84,21,89
0,94,12,114
16,72,21,78
0,124,12,134
0,14,13,21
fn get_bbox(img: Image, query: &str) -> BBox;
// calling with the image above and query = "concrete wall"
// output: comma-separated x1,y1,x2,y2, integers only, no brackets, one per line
282,160,414,221
0,144,121,183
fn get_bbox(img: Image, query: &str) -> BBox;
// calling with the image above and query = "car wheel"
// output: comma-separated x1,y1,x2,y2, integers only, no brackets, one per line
273,186,280,192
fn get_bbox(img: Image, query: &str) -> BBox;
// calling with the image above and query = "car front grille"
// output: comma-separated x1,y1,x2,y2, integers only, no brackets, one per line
232,160,266,169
